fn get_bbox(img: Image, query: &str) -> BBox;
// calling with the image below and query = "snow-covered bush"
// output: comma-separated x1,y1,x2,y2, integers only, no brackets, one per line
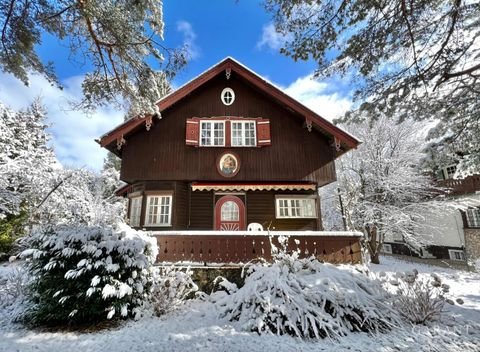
385,270,454,324
214,251,400,339
0,265,32,324
21,223,157,326
146,266,198,316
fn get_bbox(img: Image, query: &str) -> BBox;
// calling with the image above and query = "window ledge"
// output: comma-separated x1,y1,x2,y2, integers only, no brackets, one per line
143,224,172,228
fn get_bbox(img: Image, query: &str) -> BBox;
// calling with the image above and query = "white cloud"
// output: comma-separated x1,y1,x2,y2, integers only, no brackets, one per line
256,23,291,51
0,73,124,171
176,20,200,60
283,75,353,121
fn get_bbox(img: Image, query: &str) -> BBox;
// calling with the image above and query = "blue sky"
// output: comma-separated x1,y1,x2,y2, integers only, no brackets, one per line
0,1,353,171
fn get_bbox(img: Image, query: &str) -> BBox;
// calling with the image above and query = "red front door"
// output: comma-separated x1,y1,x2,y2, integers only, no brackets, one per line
215,195,246,231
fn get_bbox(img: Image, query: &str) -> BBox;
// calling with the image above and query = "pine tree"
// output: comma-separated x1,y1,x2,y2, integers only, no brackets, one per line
0,99,58,252
264,0,480,175
0,0,184,115
103,152,121,172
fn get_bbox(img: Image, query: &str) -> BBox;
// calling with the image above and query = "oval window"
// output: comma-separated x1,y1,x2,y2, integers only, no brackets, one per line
221,88,235,106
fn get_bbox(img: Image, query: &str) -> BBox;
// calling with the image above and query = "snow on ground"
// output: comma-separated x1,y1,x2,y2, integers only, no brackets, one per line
1,256,479,352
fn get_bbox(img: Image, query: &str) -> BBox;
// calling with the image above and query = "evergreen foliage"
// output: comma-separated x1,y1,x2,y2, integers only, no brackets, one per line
0,100,58,253
265,0,480,175
0,0,183,114
0,209,27,254
21,223,157,326
103,152,122,172
0,100,58,218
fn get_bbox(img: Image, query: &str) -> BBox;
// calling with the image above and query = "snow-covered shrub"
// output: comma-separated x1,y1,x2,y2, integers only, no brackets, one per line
386,270,453,324
146,266,198,316
0,265,32,324
214,251,400,339
21,223,157,326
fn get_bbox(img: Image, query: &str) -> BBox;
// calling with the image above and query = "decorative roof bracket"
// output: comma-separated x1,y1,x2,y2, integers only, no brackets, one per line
305,119,313,132
225,67,232,80
333,136,342,152
117,135,126,150
145,115,153,131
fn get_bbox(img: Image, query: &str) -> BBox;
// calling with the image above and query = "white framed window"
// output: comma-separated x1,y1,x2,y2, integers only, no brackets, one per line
382,244,393,254
145,195,172,226
231,121,256,146
275,196,317,219
448,249,465,261
466,208,480,228
200,121,225,146
221,88,235,106
129,196,142,227
445,165,457,179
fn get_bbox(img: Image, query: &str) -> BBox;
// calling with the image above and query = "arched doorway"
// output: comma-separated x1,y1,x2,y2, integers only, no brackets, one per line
214,195,246,231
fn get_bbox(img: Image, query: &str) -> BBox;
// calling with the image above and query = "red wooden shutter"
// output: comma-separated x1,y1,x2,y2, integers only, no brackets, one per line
185,118,199,146
256,119,271,146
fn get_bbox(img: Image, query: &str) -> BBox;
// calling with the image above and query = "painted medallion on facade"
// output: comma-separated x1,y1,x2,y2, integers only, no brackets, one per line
217,152,240,177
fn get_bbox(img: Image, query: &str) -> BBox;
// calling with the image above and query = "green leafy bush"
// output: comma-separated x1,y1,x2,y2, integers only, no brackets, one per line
0,210,28,255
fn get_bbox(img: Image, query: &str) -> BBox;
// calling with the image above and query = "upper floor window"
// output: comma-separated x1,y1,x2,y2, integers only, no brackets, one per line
200,121,225,146
145,195,172,226
275,196,317,219
129,196,142,227
232,121,256,146
221,88,235,106
186,117,271,147
466,208,480,228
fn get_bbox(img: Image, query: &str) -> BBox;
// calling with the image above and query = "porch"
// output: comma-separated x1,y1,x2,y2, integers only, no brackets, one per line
152,231,363,265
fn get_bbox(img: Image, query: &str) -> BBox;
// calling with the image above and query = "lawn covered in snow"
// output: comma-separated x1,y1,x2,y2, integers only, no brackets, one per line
1,256,479,352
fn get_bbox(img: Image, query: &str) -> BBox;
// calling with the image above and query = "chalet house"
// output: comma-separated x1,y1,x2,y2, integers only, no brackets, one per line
98,57,362,264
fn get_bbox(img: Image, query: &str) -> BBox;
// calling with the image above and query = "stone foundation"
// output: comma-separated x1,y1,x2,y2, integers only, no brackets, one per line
464,228,480,266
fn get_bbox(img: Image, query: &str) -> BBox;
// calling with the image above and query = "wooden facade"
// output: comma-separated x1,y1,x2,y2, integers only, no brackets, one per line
119,73,337,185
126,181,320,231
99,57,362,264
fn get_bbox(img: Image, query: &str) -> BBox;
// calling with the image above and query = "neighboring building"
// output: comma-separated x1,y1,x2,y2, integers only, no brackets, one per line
97,57,362,264
384,167,480,264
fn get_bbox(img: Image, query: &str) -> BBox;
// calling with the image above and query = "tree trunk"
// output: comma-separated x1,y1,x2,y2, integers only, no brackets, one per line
370,249,380,264
366,225,381,264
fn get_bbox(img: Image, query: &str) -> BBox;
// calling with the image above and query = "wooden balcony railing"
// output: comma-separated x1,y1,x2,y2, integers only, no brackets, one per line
152,231,363,265
438,175,480,196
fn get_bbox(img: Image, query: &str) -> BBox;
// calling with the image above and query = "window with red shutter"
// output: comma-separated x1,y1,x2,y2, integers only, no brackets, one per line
185,118,199,146
256,119,271,146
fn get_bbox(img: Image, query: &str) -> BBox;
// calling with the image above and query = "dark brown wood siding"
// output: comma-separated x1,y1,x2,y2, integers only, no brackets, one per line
120,73,336,185
129,182,319,231
246,191,318,231
189,190,214,230
130,181,188,230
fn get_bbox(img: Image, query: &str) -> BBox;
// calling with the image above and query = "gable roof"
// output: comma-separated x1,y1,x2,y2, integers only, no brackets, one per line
97,57,360,155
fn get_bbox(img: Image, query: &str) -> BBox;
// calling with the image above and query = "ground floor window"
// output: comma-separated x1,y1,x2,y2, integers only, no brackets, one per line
448,249,465,261
382,243,393,254
465,208,480,228
275,196,316,219
129,196,142,227
145,195,172,226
